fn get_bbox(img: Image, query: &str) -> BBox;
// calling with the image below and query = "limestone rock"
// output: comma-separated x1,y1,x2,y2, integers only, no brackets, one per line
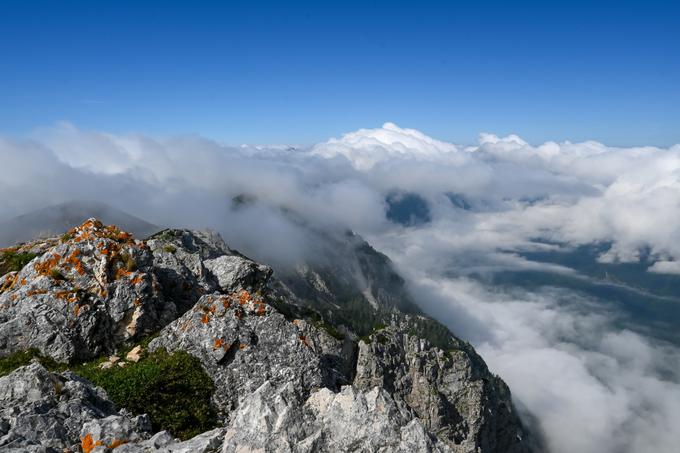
0,362,123,450
221,380,451,452
148,292,340,417
0,219,173,363
354,326,531,453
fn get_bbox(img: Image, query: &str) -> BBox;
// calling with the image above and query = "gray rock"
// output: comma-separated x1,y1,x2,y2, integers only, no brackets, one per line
354,326,531,453
0,362,133,450
221,380,451,452
0,219,174,363
148,292,337,417
146,229,271,314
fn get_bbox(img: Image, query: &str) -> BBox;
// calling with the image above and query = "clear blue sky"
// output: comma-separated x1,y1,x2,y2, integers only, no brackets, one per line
1,0,678,146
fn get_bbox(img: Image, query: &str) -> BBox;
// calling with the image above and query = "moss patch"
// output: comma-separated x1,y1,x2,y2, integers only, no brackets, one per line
74,348,216,439
1,344,216,441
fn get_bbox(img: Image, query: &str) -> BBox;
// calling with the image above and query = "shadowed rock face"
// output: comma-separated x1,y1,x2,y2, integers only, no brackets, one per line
0,219,537,453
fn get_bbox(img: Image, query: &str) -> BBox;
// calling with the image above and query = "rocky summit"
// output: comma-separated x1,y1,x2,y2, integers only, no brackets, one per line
0,219,537,453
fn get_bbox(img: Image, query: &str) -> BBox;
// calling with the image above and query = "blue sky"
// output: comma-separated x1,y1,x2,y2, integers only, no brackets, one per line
1,0,678,146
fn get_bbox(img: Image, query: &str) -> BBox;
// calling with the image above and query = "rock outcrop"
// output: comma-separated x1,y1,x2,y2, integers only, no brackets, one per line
0,219,537,452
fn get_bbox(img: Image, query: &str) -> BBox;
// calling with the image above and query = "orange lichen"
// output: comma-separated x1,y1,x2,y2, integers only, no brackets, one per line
55,290,80,303
238,290,252,305
34,253,62,276
0,274,19,292
221,298,231,310
26,289,48,296
81,433,103,453
114,268,132,280
65,250,86,275
254,302,266,316
130,274,143,286
107,439,128,449
208,303,217,314
201,313,210,324
299,335,310,347
133,298,141,307
213,338,225,350
238,343,247,350
74,304,82,316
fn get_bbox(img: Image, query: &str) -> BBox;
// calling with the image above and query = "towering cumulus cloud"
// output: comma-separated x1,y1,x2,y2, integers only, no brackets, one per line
1,122,680,453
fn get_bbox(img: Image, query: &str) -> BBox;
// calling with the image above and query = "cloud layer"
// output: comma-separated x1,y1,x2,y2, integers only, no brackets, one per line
2,122,680,453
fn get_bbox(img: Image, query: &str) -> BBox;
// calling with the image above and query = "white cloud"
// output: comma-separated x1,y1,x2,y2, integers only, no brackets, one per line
2,121,680,453
648,260,680,275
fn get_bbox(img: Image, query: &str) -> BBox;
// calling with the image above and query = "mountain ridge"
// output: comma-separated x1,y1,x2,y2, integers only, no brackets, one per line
0,218,538,452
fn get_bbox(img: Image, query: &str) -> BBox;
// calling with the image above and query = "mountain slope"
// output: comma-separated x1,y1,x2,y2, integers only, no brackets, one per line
0,200,162,246
0,219,537,452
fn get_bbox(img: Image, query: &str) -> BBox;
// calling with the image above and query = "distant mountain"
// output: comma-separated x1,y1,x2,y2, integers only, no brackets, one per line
0,200,162,246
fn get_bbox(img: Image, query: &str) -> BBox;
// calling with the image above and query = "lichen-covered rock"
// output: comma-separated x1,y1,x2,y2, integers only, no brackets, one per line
146,229,271,314
0,361,227,453
148,292,341,417
0,222,273,364
0,219,173,362
354,326,531,453
0,362,126,451
221,380,451,452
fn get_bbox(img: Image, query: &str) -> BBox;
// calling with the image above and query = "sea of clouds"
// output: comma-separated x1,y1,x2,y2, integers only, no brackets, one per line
1,122,680,453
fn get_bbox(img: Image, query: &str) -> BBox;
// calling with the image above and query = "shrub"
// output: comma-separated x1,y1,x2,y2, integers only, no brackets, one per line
0,349,65,377
0,251,37,276
74,348,216,439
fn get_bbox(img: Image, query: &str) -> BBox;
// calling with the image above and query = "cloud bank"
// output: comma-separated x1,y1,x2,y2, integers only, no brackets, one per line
2,122,680,453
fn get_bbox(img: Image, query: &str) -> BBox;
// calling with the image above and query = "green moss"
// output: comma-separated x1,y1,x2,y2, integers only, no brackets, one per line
0,349,65,377
60,232,74,242
73,348,216,440
0,251,37,276
163,245,177,254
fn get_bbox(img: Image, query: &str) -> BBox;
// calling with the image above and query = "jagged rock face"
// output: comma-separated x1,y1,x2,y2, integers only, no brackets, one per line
0,362,141,451
354,327,530,453
146,229,272,314
273,229,421,322
0,220,172,362
222,381,451,452
0,362,224,452
148,292,344,417
0,222,273,363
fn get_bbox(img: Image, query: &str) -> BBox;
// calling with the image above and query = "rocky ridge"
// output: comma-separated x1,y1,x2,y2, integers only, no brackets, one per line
0,219,536,452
